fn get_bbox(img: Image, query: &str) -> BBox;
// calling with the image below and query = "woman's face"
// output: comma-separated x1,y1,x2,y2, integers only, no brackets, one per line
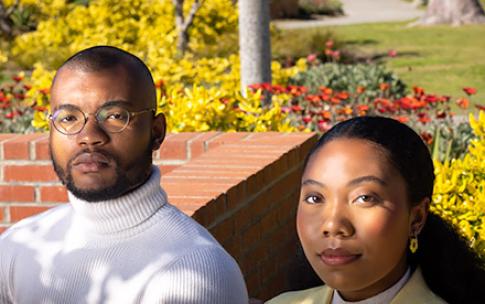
297,138,425,301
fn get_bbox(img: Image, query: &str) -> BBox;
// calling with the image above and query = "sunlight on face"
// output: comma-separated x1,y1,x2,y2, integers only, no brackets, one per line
297,138,412,301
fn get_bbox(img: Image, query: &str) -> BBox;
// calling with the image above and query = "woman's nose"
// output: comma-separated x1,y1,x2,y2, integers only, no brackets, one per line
320,200,355,238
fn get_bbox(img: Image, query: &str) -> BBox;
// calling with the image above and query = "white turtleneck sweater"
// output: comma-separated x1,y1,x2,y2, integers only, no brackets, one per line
0,167,248,304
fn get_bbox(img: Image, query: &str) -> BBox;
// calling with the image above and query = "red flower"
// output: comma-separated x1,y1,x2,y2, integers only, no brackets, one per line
476,104,485,111
291,105,303,112
306,53,318,63
5,111,15,119
436,111,447,119
456,98,469,109
356,86,366,94
417,112,431,124
23,84,32,91
325,40,334,49
302,115,312,124
317,120,331,132
463,87,477,95
421,132,433,145
39,88,50,95
388,49,397,57
12,75,23,82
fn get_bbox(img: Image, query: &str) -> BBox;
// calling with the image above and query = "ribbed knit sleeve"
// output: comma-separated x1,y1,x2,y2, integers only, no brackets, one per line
0,236,13,304
142,247,248,304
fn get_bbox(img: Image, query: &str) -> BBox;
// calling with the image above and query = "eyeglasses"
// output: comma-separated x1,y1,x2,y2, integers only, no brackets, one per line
48,104,155,135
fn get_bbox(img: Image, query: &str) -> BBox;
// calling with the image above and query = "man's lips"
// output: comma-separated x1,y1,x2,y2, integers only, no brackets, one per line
319,248,362,266
72,152,111,173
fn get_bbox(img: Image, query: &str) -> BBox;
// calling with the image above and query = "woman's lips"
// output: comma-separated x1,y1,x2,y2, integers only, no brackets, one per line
72,152,110,173
319,248,362,266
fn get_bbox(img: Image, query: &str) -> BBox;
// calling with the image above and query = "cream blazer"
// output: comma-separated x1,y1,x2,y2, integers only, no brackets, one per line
266,268,447,304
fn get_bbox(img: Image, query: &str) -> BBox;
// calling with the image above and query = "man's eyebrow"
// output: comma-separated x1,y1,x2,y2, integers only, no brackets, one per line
347,176,387,187
102,100,133,108
301,179,325,188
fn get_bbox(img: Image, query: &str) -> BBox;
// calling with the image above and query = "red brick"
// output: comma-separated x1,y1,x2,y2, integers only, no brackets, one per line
0,207,4,222
157,165,182,175
188,132,220,158
10,206,52,222
158,133,200,160
162,175,244,185
3,133,45,160
164,181,229,196
4,165,59,182
0,226,7,234
40,186,68,202
0,185,35,202
226,182,247,210
206,132,250,149
34,136,50,160
169,196,212,209
209,217,234,245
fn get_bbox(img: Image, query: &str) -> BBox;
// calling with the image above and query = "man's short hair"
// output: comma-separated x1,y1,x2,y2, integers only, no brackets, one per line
53,45,157,106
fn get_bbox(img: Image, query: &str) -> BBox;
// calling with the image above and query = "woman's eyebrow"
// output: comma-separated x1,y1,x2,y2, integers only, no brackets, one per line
347,176,387,187
301,179,325,188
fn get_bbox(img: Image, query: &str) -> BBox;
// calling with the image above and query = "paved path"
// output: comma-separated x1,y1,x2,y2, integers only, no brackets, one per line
273,0,424,29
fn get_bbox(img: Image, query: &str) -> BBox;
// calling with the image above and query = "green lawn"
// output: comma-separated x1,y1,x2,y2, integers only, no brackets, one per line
273,22,485,110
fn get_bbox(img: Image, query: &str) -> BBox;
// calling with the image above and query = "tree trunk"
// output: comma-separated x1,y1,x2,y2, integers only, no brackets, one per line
238,0,272,103
172,0,203,56
420,0,485,25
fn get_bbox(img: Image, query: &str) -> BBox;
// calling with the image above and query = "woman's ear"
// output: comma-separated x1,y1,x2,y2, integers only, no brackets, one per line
409,197,430,236
151,112,166,151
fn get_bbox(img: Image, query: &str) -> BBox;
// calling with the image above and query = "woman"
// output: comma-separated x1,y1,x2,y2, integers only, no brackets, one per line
267,116,485,304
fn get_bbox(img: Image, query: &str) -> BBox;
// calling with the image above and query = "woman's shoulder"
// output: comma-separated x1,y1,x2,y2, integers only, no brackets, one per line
392,267,447,304
265,285,333,304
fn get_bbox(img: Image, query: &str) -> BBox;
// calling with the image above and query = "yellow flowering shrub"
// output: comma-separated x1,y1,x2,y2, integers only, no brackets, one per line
432,111,485,258
12,0,238,69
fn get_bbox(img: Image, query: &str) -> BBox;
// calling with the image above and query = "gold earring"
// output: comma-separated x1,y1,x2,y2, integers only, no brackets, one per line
409,236,418,253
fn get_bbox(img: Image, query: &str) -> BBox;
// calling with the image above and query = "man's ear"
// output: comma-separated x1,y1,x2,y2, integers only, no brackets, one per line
409,197,430,236
151,112,166,151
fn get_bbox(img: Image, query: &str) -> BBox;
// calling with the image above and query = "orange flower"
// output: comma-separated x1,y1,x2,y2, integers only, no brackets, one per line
335,91,349,100
379,83,390,91
393,116,409,123
356,86,366,94
320,110,332,120
320,87,333,95
456,98,469,109
413,86,425,96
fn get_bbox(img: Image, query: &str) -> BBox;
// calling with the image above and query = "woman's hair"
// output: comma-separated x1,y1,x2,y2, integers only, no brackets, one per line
289,116,485,303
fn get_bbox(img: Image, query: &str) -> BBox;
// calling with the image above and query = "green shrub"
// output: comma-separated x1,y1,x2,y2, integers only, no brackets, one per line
289,63,407,100
298,0,344,16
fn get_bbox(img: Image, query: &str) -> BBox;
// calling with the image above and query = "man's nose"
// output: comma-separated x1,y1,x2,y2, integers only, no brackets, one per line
76,116,109,147
321,200,355,238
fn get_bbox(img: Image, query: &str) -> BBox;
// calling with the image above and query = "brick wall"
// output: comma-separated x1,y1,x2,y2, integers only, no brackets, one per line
0,131,317,300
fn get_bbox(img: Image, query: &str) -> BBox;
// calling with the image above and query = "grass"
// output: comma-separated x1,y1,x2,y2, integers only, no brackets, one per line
273,21,485,110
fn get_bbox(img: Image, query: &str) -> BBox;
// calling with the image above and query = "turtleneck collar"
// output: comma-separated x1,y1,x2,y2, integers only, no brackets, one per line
69,166,167,234
332,267,411,304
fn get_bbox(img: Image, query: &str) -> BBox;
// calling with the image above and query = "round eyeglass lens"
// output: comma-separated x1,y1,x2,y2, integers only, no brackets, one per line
52,108,85,134
97,105,130,133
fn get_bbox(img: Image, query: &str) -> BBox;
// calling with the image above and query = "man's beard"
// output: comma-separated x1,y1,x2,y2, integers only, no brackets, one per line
50,144,153,202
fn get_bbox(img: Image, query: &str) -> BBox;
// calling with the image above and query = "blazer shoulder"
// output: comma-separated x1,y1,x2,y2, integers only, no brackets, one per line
266,285,332,304
392,268,447,304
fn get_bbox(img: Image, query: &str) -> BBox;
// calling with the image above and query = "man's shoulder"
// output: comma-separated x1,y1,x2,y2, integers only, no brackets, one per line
1,204,72,241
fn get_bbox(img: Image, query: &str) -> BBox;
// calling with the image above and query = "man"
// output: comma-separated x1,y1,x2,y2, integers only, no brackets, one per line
0,46,248,303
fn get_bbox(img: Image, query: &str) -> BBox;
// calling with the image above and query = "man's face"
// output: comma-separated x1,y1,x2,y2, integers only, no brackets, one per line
49,66,164,202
